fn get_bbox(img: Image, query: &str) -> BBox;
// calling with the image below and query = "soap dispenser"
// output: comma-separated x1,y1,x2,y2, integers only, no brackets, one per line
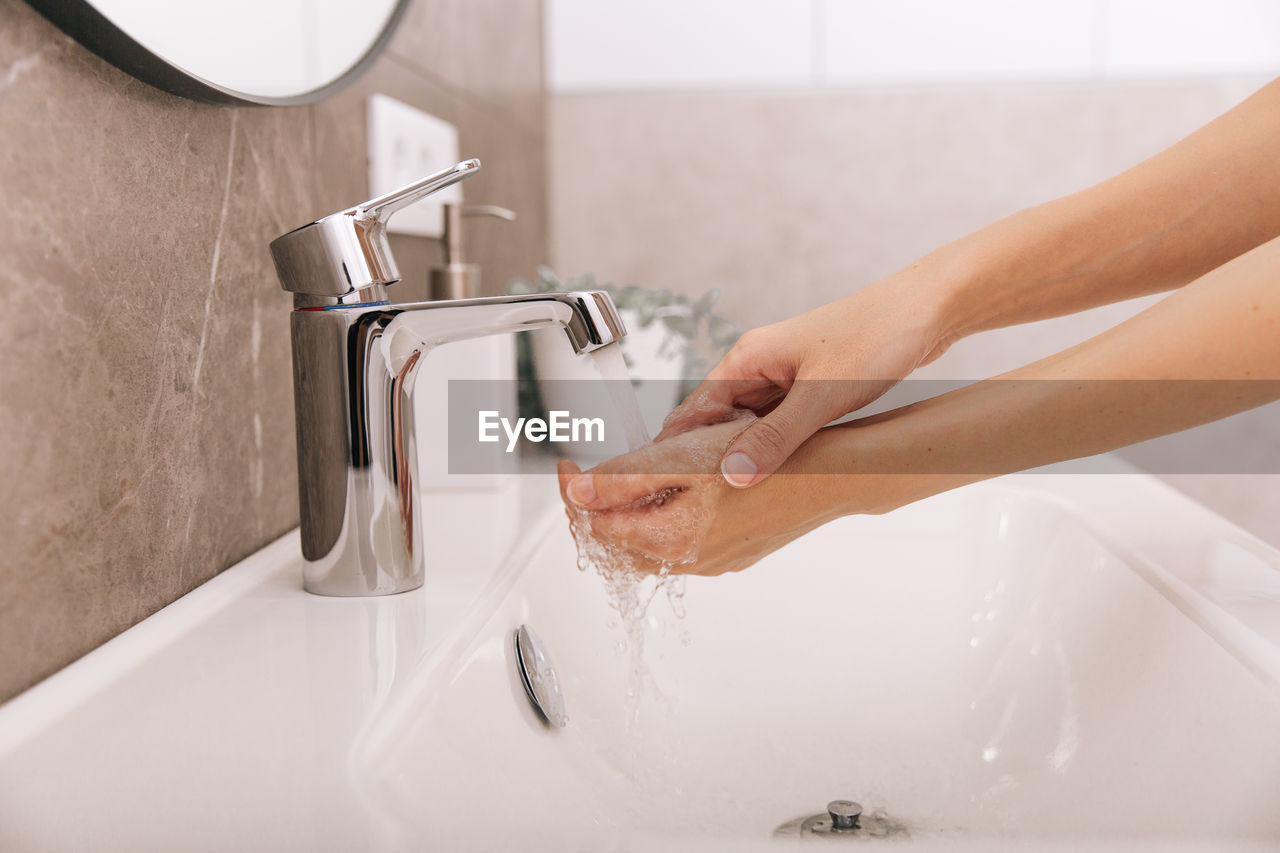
429,204,517,299
415,202,520,499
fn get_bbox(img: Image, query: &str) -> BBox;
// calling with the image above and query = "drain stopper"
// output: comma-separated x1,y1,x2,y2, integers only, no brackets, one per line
827,800,862,831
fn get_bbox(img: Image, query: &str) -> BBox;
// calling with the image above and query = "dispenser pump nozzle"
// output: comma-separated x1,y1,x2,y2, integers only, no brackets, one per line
431,203,517,300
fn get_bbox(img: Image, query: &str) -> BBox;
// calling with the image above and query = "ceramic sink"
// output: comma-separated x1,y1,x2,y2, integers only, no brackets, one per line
2,472,1278,852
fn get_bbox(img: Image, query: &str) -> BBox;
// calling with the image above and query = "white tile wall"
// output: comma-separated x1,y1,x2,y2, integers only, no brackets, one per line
823,0,1095,82
547,0,1280,91
1105,0,1280,75
545,0,814,91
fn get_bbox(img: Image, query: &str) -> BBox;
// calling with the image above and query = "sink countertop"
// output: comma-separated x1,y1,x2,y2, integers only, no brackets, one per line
2,464,1279,852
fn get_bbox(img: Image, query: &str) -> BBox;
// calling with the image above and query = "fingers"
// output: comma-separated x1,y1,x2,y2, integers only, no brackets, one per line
657,380,785,442
655,382,743,441
557,459,582,512
556,457,581,491
561,458,666,568
561,441,674,511
563,469,683,511
585,490,705,567
587,505,683,564
719,383,839,488
655,337,777,439
656,325,799,441
567,412,758,509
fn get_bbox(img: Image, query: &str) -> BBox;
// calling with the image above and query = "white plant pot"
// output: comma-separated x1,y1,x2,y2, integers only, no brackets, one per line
530,306,688,464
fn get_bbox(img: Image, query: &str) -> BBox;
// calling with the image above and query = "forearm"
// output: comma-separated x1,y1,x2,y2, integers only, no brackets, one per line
909,78,1280,345
805,233,1280,516
571,235,1277,574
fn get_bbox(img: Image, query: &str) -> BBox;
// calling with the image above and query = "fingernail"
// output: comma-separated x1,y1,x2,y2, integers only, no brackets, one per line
567,474,596,506
721,452,758,488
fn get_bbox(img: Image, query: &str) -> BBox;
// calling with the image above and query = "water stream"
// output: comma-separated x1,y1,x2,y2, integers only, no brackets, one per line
586,342,651,451
569,342,689,733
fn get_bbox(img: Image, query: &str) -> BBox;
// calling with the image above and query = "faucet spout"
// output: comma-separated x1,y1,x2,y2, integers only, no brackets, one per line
382,291,624,373
288,290,626,596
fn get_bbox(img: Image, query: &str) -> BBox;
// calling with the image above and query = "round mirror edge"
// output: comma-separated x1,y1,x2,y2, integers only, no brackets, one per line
22,0,411,107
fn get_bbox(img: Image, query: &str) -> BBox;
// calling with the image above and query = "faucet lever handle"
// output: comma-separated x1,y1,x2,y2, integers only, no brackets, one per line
270,158,483,307
356,159,482,224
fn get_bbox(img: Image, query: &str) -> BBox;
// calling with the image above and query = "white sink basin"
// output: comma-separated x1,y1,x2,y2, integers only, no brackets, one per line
2,473,1279,852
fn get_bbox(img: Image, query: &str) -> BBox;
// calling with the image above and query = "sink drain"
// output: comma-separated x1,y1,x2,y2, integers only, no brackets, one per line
811,800,862,833
773,799,909,841
513,624,567,728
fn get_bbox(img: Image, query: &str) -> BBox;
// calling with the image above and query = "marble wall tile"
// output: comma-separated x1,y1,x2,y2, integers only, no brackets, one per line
0,0,547,702
390,0,545,136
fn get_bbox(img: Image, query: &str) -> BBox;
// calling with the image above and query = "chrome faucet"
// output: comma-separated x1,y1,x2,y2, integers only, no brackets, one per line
270,159,625,596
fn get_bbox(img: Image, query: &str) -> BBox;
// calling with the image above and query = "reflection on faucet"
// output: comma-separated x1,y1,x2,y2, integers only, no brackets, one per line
271,160,627,595
287,293,624,597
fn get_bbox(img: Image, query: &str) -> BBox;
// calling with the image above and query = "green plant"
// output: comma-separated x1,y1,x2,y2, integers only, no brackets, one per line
509,266,741,378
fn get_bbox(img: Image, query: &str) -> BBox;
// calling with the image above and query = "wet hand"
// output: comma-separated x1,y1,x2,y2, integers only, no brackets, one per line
585,272,954,511
557,417,837,576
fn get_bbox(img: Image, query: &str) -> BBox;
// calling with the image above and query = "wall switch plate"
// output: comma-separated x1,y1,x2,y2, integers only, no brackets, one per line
366,94,461,238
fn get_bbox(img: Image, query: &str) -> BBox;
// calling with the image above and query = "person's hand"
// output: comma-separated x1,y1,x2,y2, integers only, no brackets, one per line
669,274,954,484
575,270,955,514
557,417,846,576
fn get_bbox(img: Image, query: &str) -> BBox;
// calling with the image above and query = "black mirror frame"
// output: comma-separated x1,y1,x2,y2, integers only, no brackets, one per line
23,0,410,106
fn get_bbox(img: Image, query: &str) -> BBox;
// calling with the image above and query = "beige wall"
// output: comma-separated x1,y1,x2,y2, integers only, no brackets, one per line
0,0,547,702
548,78,1280,547
549,80,1261,335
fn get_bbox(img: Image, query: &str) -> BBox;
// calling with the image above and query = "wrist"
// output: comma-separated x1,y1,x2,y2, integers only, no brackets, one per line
890,239,988,353
802,408,985,517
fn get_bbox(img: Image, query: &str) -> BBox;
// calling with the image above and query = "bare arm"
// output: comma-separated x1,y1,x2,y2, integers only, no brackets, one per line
563,233,1280,576
826,231,1280,513
563,79,1280,509
933,77,1280,338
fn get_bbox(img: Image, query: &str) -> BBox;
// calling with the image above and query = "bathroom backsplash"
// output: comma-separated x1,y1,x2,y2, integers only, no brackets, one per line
0,0,548,703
